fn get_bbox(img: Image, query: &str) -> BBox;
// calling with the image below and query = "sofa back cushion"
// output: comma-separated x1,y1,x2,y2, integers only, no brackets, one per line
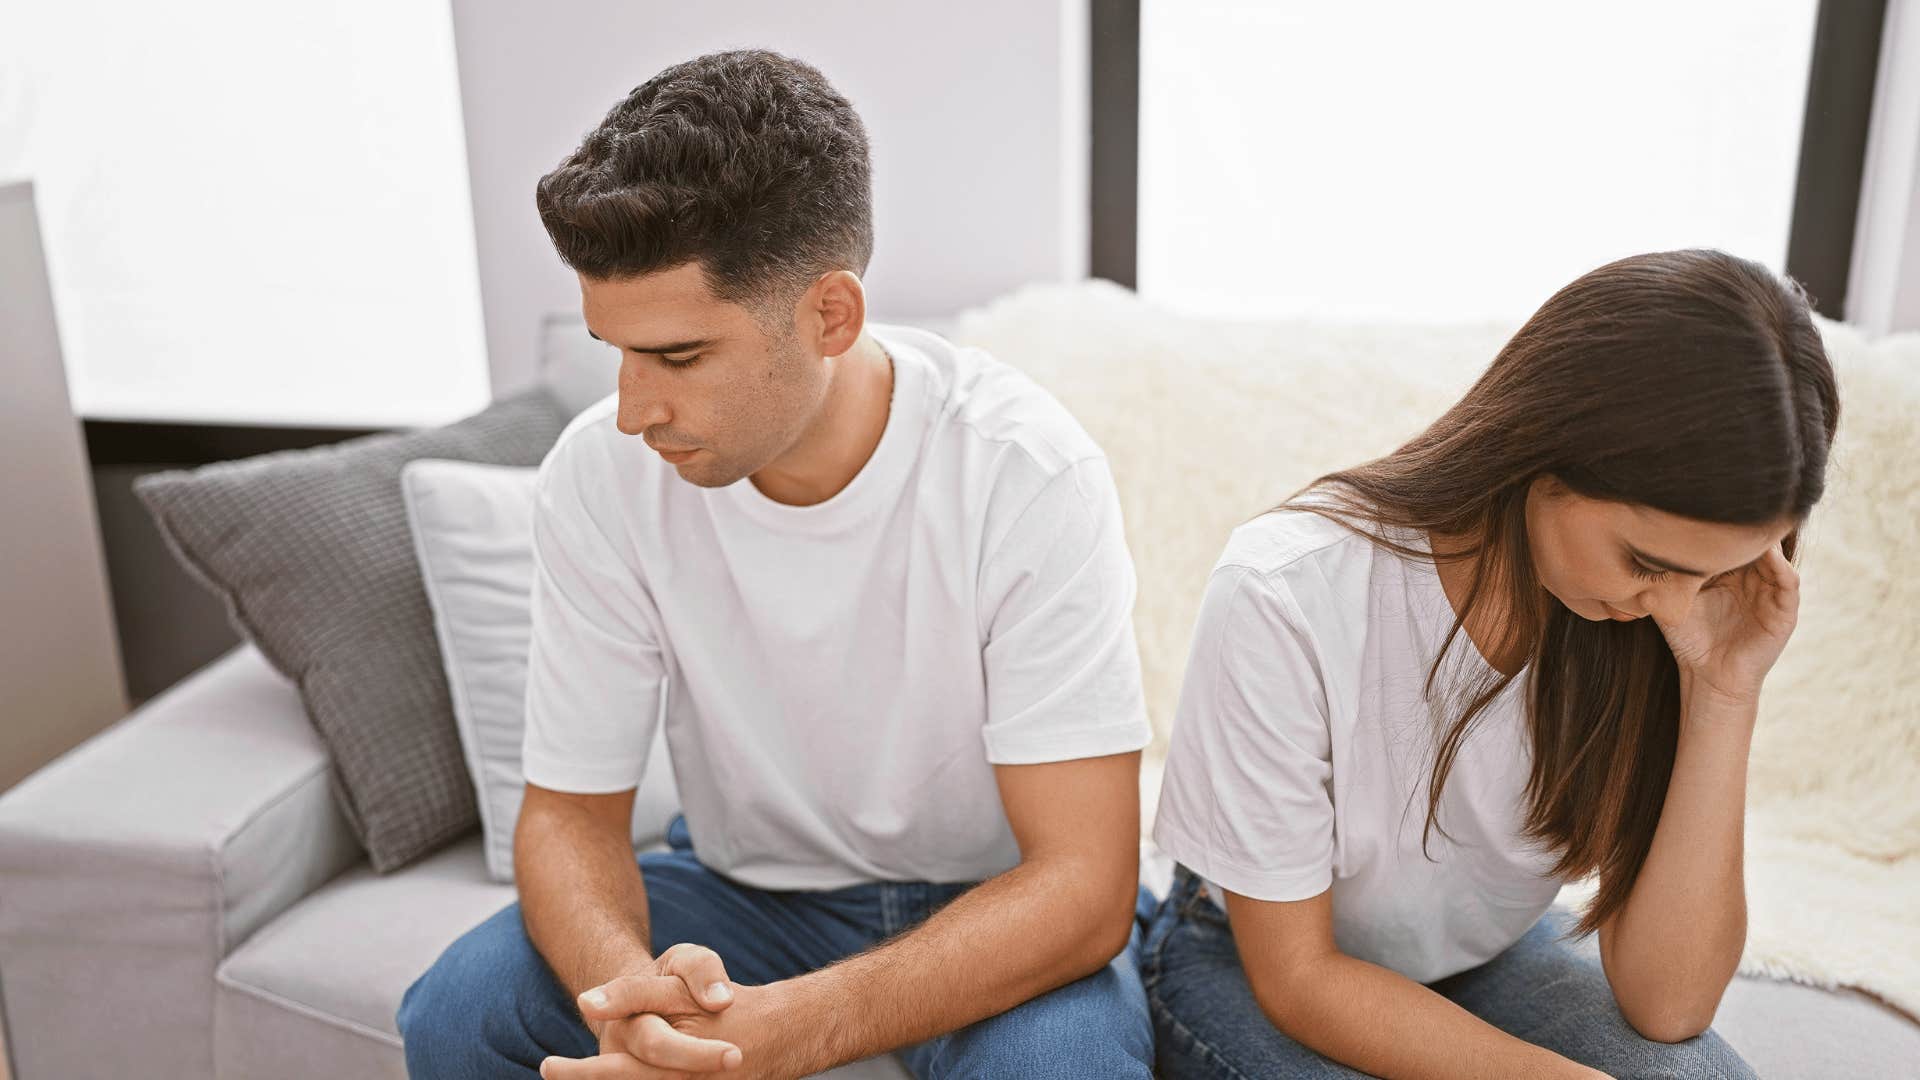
134,389,572,871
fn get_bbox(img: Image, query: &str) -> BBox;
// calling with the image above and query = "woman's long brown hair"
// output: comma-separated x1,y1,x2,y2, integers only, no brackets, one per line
1283,250,1840,934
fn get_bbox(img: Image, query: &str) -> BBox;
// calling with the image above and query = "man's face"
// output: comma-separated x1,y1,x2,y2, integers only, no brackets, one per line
579,263,827,488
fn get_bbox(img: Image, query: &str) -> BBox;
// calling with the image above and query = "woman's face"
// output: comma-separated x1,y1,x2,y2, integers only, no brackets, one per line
1524,475,1794,626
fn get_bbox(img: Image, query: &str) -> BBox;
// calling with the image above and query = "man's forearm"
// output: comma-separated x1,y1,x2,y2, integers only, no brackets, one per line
758,853,1137,1075
515,802,657,1003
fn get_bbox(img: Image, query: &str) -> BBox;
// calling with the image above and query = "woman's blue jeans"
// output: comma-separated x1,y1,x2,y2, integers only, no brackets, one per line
1142,865,1757,1079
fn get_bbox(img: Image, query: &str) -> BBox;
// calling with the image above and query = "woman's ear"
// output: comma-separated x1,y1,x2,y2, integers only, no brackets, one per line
1529,473,1568,500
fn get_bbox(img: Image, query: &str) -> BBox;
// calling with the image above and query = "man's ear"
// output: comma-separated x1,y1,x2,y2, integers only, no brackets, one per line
802,270,867,358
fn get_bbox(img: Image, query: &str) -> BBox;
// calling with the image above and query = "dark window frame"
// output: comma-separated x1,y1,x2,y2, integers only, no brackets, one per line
83,418,386,468
1089,0,1140,288
1785,0,1888,317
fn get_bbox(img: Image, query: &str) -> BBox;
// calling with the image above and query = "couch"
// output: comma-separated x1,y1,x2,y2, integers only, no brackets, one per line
3,289,1916,1079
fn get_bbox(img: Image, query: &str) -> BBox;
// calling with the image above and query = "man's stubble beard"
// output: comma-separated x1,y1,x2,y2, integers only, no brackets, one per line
688,325,818,490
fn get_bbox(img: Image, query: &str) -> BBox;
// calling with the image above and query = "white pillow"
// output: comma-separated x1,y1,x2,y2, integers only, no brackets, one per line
400,458,680,882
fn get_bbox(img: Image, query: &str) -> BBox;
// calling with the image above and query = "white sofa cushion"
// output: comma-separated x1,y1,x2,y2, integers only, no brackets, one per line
214,834,914,1080
400,459,680,882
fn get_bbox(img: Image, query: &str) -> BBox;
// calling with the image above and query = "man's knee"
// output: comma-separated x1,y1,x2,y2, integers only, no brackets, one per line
918,957,1153,1079
397,922,503,1075
396,903,586,1078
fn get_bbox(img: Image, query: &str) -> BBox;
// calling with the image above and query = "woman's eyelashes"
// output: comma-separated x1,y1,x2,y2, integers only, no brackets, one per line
1628,559,1671,583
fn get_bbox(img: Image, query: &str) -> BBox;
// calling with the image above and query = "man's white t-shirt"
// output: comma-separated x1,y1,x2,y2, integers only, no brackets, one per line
1152,506,1565,983
522,324,1152,891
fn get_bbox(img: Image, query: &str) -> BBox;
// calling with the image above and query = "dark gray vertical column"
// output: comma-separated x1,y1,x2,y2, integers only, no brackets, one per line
1786,0,1889,316
1091,0,1141,289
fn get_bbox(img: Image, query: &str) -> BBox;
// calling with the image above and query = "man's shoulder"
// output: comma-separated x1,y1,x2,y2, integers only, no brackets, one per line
882,323,1108,487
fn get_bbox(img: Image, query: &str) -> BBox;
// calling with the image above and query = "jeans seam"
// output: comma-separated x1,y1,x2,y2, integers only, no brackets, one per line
1146,870,1206,991
1146,989,1259,1080
1142,900,1177,991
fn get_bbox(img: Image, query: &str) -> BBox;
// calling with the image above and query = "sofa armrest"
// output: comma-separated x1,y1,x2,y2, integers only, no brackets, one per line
0,644,364,1079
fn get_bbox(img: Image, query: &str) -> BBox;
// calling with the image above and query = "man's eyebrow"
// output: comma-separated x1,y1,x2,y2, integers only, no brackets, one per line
1625,543,1708,578
584,328,716,355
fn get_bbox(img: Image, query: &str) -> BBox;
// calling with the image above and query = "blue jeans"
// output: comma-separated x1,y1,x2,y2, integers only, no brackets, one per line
1143,865,1757,1079
397,817,1154,1078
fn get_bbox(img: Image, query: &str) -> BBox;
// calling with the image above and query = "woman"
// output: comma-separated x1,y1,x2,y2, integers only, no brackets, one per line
1145,249,1839,1079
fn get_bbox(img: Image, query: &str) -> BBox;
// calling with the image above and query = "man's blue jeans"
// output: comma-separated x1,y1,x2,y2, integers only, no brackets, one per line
1143,865,1758,1079
396,817,1154,1078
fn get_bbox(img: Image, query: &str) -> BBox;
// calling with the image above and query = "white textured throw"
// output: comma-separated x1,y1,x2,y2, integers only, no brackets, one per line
952,281,1920,1019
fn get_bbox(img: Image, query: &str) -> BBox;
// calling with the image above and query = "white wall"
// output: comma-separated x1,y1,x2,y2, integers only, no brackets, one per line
0,1,490,427
448,0,1090,395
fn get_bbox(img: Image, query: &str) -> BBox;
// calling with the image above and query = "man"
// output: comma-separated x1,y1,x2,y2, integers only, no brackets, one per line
396,49,1154,1079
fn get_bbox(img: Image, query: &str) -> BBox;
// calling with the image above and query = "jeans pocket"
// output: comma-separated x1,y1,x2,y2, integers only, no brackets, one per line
1178,880,1231,930
1148,893,1238,991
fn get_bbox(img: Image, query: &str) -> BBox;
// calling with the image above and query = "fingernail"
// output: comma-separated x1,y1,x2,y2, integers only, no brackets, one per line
722,1047,744,1069
708,981,733,1003
581,988,608,1009
539,1058,551,1079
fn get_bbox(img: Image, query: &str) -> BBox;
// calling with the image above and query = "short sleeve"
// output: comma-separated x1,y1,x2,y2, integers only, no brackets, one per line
520,440,667,793
976,456,1152,764
1152,563,1336,901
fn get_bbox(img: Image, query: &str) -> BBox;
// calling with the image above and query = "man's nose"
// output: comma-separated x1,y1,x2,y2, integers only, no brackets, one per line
616,371,670,435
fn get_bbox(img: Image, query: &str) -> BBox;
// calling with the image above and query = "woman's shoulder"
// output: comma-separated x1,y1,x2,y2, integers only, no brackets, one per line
1220,502,1397,582
1214,499,1434,643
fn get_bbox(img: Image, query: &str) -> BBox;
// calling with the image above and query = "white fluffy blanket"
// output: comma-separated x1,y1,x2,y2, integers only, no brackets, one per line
951,281,1920,1018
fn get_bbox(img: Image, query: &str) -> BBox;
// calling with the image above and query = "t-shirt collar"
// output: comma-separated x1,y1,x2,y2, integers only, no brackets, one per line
714,326,927,535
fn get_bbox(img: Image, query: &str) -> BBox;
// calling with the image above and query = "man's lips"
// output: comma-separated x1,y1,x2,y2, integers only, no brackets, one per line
656,446,701,464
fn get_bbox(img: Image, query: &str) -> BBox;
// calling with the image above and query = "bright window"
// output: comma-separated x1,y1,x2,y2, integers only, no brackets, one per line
1139,1,1820,323
0,1,488,426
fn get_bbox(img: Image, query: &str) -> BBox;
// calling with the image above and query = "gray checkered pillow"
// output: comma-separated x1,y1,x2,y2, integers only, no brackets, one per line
134,389,572,871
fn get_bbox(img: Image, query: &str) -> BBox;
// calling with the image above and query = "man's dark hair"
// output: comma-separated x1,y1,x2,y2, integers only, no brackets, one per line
536,49,873,309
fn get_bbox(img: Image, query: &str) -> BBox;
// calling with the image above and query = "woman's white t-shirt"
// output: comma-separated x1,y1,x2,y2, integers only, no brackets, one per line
1152,506,1565,984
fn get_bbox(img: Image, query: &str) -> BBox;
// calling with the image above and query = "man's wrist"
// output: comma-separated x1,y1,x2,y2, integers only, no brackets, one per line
751,973,844,1076
569,941,658,1040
